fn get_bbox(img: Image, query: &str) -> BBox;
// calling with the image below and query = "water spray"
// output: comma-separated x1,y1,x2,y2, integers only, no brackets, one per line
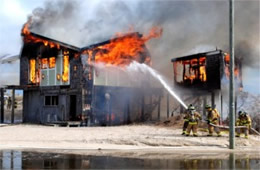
127,62,188,109
91,61,188,109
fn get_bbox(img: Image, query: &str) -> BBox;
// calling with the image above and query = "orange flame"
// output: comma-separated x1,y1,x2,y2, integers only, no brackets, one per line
21,20,60,49
83,27,162,67
180,57,207,83
224,53,240,78
62,51,69,82
49,57,56,69
41,58,48,69
199,66,207,82
22,22,31,35
29,59,36,83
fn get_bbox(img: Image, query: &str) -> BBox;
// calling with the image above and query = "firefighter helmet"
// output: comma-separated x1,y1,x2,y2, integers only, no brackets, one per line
238,110,243,116
205,104,211,109
189,106,195,110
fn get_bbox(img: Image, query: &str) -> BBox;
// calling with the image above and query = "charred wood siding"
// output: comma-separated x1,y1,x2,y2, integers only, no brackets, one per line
23,87,82,123
20,43,39,86
172,50,223,91
206,53,221,90
70,56,82,89
23,89,41,123
20,56,28,86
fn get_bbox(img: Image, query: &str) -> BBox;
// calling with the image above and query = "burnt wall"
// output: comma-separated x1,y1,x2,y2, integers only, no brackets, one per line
20,43,40,85
70,56,82,89
20,56,29,86
23,87,82,123
172,51,223,91
23,90,42,123
206,53,222,90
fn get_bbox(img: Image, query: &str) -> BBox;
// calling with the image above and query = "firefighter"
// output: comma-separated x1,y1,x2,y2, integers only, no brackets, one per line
236,111,252,139
186,106,202,137
205,104,221,137
182,104,193,135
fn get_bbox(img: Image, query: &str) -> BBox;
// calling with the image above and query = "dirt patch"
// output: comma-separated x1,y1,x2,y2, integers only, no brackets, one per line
0,124,259,150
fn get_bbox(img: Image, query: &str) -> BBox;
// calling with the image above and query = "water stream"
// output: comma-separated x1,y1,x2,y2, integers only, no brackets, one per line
127,62,187,109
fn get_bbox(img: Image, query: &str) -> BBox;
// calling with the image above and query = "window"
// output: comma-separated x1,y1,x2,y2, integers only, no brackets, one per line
41,57,56,69
41,58,48,69
49,57,56,68
45,96,59,106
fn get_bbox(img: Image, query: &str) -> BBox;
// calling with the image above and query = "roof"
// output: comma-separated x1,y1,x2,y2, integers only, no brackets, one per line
26,32,81,52
80,32,142,51
22,32,143,53
171,50,223,62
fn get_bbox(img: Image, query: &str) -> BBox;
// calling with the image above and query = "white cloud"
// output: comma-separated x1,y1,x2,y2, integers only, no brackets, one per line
1,0,28,22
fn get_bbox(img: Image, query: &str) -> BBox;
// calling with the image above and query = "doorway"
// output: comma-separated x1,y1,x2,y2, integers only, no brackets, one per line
69,95,77,121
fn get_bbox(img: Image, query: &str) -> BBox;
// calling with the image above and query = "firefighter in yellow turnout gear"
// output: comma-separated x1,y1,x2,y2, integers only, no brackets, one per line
185,106,202,137
236,111,252,139
182,104,193,135
205,105,221,137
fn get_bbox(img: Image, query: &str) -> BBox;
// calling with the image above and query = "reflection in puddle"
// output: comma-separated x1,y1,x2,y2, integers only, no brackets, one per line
0,150,259,169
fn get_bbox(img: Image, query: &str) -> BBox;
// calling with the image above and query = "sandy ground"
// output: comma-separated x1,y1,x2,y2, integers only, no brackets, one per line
0,124,259,152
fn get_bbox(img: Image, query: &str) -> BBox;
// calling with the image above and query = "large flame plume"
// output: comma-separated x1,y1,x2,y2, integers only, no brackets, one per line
83,27,163,67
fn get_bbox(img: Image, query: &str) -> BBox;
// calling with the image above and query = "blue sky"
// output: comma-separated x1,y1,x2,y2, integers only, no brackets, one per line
0,0,259,94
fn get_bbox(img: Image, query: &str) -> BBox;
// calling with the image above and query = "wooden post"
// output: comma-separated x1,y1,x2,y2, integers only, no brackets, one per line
149,93,153,120
11,89,15,123
108,101,111,126
203,95,207,117
221,93,223,123
141,95,145,121
167,93,169,118
127,101,130,124
157,95,161,121
125,99,130,124
0,88,4,123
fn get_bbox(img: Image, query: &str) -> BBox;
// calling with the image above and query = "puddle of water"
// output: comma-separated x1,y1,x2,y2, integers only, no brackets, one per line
0,150,259,169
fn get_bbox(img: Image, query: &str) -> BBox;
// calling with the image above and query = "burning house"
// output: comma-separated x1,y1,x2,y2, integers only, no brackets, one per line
171,50,242,91
171,50,243,117
17,23,163,125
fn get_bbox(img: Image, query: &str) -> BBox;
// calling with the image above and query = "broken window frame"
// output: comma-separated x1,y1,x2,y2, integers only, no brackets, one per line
173,56,207,85
44,96,59,106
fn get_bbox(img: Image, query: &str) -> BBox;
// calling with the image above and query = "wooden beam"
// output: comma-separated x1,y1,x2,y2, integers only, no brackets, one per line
157,96,161,121
167,93,169,118
11,89,15,123
141,95,145,121
0,88,4,123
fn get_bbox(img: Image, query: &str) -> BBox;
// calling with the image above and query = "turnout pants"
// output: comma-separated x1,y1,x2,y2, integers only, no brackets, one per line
236,127,249,137
186,123,198,136
208,123,220,135
182,121,189,133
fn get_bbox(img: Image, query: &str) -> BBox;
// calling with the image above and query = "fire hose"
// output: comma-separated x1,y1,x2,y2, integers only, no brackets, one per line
202,120,260,136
